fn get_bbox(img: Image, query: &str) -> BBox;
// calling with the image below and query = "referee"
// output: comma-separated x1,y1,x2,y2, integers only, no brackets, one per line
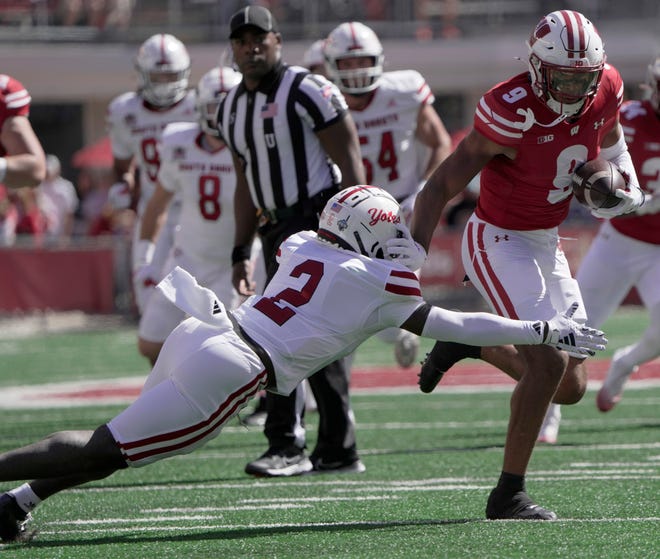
217,5,366,476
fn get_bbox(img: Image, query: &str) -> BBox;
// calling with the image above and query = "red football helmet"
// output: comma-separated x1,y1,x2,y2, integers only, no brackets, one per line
527,10,605,117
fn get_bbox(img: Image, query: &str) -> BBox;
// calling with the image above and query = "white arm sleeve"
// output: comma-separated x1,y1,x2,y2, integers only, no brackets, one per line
421,306,541,346
600,127,640,191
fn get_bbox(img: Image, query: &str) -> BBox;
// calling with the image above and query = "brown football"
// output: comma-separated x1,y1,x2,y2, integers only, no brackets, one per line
571,158,626,210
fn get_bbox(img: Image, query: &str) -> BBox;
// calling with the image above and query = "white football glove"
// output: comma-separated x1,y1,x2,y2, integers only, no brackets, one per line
636,192,660,216
590,186,644,219
386,234,427,272
107,181,132,210
537,302,607,357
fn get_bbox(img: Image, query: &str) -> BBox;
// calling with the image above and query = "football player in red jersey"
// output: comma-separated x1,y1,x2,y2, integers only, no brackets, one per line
0,75,45,189
411,10,645,520
576,57,660,412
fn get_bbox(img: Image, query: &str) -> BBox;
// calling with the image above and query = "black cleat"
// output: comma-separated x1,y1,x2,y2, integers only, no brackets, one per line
486,489,558,521
418,340,480,393
244,446,313,477
310,455,366,475
0,493,34,542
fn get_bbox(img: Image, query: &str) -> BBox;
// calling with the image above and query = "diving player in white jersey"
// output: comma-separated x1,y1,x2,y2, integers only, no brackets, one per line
137,66,243,366
106,33,196,313
324,21,453,368
0,185,606,542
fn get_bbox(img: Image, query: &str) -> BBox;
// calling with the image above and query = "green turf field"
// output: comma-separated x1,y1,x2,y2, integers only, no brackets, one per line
0,307,657,558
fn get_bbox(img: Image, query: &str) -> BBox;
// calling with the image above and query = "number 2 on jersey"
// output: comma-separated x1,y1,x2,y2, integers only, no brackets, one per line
254,259,324,325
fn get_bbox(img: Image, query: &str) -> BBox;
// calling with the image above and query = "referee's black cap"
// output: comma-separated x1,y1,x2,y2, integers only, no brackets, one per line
229,5,279,39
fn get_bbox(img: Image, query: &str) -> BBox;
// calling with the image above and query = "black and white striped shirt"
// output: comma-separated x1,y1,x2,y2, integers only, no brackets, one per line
216,62,347,212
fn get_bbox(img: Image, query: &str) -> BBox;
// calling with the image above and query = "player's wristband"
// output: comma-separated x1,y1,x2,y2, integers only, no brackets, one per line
232,245,251,266
0,157,7,183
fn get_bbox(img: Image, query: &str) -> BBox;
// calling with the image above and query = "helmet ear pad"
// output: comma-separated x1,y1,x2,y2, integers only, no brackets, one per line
317,185,409,260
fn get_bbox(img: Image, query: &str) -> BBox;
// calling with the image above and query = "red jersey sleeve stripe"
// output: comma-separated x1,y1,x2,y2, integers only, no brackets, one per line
385,283,422,296
385,269,422,297
5,89,30,111
475,98,523,140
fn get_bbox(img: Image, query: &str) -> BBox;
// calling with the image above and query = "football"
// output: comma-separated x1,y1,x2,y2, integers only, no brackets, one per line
571,158,625,210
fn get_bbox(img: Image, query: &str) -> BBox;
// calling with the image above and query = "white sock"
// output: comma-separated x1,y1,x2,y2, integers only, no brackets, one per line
8,483,41,513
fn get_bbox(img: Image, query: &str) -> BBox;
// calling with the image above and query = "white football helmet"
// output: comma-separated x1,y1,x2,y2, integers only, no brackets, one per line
135,33,191,107
324,22,384,94
645,56,660,112
302,39,327,74
196,66,242,136
317,185,409,259
527,10,605,117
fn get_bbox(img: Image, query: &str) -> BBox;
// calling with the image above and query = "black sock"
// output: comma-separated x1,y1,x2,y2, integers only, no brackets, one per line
464,345,482,359
496,471,525,495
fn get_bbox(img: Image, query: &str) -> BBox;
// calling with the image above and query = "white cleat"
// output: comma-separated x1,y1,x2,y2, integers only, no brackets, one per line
394,330,420,369
596,348,638,412
537,403,561,444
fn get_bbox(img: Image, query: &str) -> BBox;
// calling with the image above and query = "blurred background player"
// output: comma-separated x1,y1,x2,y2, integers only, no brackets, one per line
136,66,244,366
302,38,328,76
37,154,79,246
0,74,45,189
106,33,196,314
541,56,660,438
324,21,452,367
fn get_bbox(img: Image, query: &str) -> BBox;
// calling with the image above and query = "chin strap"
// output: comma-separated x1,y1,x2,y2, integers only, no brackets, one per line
515,108,568,131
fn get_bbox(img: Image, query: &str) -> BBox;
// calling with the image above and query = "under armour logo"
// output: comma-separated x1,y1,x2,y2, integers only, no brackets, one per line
593,118,605,130
494,234,509,242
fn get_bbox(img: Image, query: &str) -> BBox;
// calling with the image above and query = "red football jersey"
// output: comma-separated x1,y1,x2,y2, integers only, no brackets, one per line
473,65,623,230
610,99,660,245
0,74,31,157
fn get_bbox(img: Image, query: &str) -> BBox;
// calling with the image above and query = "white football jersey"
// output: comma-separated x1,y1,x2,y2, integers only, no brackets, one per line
350,70,434,201
106,90,196,214
234,231,424,394
157,122,236,263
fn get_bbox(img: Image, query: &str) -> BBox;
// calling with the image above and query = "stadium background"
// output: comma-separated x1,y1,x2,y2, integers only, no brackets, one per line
0,0,658,314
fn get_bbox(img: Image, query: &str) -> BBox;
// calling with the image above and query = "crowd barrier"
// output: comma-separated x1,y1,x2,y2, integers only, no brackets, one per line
0,237,131,314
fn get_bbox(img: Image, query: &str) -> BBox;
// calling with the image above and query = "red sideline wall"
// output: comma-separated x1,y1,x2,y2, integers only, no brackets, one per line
0,247,114,313
0,226,638,314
